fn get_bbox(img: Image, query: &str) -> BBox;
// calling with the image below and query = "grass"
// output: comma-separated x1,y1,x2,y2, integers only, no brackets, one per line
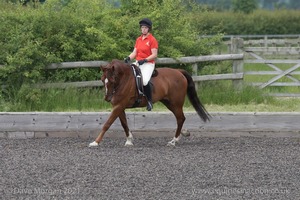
204,99,300,112
1,82,300,112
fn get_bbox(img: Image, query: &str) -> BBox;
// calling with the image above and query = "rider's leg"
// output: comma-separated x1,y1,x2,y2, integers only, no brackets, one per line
143,83,152,111
140,63,154,111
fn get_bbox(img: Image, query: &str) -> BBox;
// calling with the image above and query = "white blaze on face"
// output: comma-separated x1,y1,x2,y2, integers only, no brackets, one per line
104,78,108,95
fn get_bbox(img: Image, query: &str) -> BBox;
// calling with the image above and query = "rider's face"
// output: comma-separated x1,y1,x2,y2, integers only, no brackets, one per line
141,26,149,35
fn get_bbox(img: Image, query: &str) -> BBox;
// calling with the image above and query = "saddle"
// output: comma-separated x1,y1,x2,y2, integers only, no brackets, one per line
131,64,144,96
130,64,156,107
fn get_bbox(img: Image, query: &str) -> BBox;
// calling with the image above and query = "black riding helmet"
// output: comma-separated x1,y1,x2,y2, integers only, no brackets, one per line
139,18,152,31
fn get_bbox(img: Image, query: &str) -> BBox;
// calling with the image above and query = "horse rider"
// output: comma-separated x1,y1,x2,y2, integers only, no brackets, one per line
124,18,158,111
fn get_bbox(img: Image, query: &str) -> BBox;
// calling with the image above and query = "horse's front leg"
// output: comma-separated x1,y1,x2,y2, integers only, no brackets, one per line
89,106,124,147
119,110,134,146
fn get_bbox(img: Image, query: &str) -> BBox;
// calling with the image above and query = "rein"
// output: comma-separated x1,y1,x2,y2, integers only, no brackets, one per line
104,62,144,107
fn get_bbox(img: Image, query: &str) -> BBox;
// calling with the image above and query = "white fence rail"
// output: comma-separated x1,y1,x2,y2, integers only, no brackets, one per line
37,53,244,89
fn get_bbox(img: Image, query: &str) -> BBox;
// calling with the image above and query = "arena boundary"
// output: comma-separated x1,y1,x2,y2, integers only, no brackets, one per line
0,112,299,139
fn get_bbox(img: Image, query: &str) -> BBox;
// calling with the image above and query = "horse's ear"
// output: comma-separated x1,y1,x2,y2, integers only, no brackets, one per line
100,65,105,71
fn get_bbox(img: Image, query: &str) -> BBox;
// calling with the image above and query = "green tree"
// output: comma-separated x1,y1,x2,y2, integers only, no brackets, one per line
232,0,258,14
0,0,221,101
120,0,221,57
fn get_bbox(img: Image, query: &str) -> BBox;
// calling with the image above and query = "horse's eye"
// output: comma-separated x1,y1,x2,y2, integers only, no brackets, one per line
109,76,114,83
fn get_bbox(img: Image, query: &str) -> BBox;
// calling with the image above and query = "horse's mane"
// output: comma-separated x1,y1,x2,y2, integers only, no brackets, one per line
111,59,124,64
111,59,128,67
105,59,129,76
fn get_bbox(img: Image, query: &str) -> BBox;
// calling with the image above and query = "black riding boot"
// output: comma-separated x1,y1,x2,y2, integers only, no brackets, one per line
143,83,153,111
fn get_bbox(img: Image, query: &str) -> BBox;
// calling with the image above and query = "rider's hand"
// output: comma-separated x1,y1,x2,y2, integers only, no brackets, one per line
138,59,147,65
124,57,130,63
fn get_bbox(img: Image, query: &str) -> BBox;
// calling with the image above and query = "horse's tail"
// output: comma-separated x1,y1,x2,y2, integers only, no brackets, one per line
180,70,211,122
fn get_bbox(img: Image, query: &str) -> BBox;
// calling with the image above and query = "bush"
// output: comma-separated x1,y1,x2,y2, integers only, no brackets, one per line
232,0,258,14
0,0,221,110
0,0,220,88
193,9,300,35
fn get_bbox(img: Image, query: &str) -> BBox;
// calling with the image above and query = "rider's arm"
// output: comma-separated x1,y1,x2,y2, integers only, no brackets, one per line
145,48,157,62
128,48,137,60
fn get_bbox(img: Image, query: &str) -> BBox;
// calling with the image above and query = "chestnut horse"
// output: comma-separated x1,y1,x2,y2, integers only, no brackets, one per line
89,59,210,147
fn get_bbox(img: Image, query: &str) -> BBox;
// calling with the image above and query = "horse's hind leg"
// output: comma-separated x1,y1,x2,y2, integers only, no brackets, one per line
119,110,133,146
161,100,185,146
168,108,185,146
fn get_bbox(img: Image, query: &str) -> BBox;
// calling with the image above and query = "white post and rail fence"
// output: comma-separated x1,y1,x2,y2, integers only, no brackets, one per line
35,39,244,90
1,37,300,96
42,51,244,90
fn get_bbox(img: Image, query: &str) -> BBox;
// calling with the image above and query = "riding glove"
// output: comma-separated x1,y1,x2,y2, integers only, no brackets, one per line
124,57,130,63
138,59,148,65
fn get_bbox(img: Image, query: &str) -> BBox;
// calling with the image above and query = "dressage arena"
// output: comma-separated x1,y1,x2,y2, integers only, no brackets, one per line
1,112,300,199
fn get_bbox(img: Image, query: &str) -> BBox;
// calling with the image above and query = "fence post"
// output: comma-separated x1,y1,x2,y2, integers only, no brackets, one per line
192,63,198,90
231,37,244,90
264,35,268,48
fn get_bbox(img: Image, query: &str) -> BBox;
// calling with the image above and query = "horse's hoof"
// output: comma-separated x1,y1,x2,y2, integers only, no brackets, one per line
125,141,133,146
88,141,99,147
125,133,134,146
181,129,190,137
167,137,179,147
125,137,133,146
167,140,176,147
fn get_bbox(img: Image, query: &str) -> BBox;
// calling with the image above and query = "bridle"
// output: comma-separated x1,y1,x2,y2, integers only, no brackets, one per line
103,71,119,102
102,62,140,105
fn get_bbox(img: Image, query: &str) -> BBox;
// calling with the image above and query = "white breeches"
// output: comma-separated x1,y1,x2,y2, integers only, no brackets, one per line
139,63,155,86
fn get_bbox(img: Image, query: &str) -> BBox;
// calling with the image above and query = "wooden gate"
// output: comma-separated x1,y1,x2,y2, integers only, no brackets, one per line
235,37,300,97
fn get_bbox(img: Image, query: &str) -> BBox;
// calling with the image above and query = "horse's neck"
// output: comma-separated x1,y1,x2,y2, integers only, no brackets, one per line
115,67,135,92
